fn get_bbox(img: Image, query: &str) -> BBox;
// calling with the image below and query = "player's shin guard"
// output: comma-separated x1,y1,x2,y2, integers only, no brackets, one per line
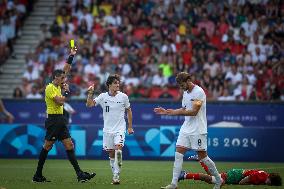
200,156,222,184
171,152,184,186
114,150,122,175
109,157,115,174
211,176,218,183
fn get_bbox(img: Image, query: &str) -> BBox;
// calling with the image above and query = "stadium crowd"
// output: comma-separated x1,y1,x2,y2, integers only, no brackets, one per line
10,0,284,101
0,0,34,65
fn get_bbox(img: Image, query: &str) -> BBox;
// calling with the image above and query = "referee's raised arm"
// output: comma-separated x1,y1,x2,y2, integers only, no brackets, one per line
63,46,77,76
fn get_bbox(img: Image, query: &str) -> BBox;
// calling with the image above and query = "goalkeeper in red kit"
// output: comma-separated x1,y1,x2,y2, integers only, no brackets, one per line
178,157,282,186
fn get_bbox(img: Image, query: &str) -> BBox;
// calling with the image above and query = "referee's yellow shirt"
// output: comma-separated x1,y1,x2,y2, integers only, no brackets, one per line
45,83,63,114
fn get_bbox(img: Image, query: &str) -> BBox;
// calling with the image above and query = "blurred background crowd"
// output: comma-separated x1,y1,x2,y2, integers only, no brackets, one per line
2,0,284,101
0,0,34,62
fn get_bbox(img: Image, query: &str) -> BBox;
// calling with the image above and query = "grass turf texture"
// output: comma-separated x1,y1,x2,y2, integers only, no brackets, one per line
0,159,283,189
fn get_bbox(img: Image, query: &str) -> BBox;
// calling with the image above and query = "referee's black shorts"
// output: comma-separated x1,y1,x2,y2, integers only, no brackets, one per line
44,114,71,141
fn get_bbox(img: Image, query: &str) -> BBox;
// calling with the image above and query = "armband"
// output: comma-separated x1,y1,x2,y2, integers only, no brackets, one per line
66,54,74,65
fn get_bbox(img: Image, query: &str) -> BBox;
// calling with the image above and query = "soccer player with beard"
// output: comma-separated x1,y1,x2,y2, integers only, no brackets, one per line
154,72,223,189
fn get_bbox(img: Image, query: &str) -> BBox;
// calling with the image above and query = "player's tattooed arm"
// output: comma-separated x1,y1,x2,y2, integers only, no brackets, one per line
185,99,203,116
156,99,203,116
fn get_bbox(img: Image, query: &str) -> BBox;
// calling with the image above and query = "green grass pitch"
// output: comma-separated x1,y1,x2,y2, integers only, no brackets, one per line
0,159,283,189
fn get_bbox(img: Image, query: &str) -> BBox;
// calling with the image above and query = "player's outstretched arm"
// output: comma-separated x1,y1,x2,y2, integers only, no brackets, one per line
154,106,167,114
167,99,203,116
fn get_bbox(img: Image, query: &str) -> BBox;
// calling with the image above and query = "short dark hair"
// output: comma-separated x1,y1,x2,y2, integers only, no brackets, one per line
269,173,282,186
52,70,65,80
176,72,191,84
106,74,120,87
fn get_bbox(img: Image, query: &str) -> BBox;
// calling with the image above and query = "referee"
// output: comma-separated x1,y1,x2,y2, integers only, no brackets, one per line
32,47,96,183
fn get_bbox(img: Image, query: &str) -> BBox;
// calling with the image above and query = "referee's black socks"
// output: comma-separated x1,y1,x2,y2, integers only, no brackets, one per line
35,148,48,176
66,149,81,174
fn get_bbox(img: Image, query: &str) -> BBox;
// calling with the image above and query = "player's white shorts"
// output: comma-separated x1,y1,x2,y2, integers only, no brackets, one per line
176,132,207,151
103,132,125,151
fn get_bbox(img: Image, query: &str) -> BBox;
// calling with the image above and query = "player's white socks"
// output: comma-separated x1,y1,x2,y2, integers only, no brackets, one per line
200,156,222,184
211,176,216,183
109,157,115,174
171,152,184,186
114,149,122,175
211,174,222,184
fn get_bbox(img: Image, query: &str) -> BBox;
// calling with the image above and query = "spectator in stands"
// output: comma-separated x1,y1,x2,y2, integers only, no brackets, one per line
124,71,140,87
83,56,100,77
203,53,220,78
17,0,283,102
26,85,42,99
23,64,39,83
252,47,267,64
161,38,177,54
158,87,174,99
0,23,8,63
39,23,52,42
20,78,32,97
1,16,15,57
140,68,153,88
241,13,258,38
245,66,257,85
234,77,253,101
152,68,168,87
159,55,173,78
0,0,33,69
225,64,243,86
218,88,235,101
13,87,23,99
128,86,142,100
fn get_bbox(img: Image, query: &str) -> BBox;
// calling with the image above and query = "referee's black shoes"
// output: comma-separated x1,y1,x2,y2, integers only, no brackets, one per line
77,171,96,183
32,175,51,183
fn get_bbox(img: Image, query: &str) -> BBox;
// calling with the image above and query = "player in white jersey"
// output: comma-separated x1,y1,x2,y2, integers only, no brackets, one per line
86,74,134,185
154,72,222,189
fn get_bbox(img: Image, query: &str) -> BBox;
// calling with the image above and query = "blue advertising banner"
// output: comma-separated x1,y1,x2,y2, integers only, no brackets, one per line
0,124,283,162
2,100,284,127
